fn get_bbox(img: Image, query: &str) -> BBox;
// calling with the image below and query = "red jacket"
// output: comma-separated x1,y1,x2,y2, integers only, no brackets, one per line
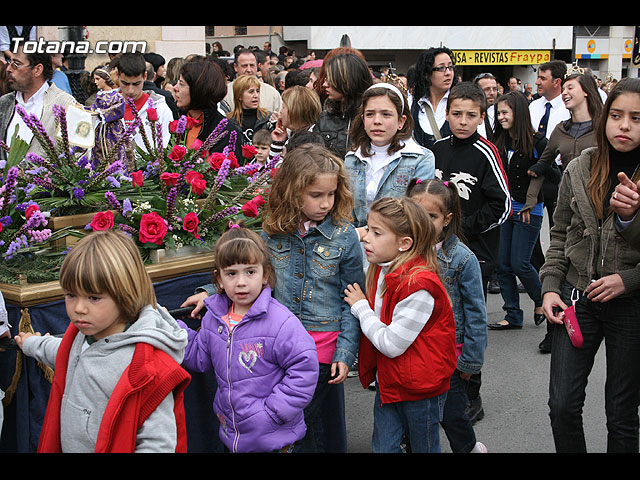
358,258,456,404
38,323,191,453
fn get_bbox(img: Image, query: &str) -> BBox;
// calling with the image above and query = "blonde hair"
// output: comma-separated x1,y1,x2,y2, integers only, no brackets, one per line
212,224,276,292
281,85,322,130
365,196,440,296
262,143,354,235
228,74,268,124
59,230,156,324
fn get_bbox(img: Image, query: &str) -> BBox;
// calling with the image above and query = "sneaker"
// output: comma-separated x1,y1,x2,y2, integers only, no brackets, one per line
488,279,500,294
347,360,359,377
471,442,488,453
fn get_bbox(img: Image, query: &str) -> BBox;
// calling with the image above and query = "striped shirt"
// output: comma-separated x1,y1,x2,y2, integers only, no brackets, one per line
350,264,435,359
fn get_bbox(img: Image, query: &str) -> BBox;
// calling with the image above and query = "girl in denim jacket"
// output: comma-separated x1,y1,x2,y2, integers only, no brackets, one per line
261,143,365,452
407,178,488,453
344,81,435,229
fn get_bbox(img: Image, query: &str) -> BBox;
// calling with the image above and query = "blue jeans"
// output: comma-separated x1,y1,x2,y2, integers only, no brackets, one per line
548,282,640,452
293,363,346,453
497,213,543,327
441,371,477,453
371,383,446,453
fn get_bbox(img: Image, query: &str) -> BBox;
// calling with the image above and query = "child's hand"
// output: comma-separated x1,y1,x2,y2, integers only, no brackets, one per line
14,331,40,349
271,116,287,143
344,283,366,307
181,291,208,318
329,361,349,385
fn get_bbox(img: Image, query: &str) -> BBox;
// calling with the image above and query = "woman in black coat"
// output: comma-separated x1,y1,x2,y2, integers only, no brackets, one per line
173,59,244,161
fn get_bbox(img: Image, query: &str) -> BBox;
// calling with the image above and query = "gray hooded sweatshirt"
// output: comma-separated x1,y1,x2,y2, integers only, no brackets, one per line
22,305,188,453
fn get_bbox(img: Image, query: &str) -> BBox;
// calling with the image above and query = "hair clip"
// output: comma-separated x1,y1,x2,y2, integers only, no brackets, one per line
443,181,449,187
564,62,585,78
416,179,423,184
228,222,240,229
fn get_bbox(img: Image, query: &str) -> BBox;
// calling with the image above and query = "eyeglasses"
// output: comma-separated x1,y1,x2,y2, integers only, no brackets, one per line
432,65,455,73
7,59,33,70
474,72,495,81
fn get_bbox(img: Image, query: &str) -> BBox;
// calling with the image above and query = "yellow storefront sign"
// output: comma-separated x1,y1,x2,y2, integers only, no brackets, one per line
452,50,552,66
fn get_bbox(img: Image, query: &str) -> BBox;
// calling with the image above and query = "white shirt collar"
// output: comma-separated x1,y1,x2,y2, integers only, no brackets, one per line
16,81,49,107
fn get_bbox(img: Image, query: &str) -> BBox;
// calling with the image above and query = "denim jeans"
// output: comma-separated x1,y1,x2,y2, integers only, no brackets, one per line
548,282,640,452
293,363,346,453
497,213,543,327
371,383,446,453
441,371,477,453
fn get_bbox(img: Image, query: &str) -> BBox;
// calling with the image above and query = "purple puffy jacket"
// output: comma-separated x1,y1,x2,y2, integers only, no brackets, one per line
178,286,319,453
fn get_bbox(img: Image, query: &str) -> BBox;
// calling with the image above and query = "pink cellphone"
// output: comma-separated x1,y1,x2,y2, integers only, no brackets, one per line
563,305,583,348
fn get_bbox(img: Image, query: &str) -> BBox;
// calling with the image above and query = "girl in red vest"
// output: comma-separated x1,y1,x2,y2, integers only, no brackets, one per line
344,196,456,453
14,230,191,452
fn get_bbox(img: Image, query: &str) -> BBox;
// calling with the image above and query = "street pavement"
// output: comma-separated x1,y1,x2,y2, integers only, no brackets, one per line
343,217,610,454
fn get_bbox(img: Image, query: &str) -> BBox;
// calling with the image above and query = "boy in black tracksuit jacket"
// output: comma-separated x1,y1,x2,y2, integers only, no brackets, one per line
430,82,511,426
430,83,511,294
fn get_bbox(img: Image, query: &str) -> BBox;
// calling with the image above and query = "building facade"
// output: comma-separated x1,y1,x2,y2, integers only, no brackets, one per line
24,26,640,89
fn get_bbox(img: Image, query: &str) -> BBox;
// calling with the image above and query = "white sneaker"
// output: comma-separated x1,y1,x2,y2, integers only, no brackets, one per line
471,442,488,453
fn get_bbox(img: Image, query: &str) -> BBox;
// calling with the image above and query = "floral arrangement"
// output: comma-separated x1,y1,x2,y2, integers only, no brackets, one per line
87,100,278,260
0,137,82,285
12,98,138,216
0,164,52,261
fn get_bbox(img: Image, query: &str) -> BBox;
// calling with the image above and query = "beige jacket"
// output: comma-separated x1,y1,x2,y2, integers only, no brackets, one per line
0,82,76,160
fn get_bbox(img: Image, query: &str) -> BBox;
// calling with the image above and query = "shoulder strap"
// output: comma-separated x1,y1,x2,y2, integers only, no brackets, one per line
424,103,442,141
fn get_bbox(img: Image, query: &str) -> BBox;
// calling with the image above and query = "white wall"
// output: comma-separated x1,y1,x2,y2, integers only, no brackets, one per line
285,26,574,52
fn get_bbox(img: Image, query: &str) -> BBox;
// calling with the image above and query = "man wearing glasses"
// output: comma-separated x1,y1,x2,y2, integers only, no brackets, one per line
474,72,499,142
0,44,75,160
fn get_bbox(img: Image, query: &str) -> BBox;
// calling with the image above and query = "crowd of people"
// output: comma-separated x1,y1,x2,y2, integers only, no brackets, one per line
1,27,640,454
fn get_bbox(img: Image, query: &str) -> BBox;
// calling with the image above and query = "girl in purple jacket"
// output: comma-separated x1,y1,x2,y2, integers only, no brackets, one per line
177,225,319,453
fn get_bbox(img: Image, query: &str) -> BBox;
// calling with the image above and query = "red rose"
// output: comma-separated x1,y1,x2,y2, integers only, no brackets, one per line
191,178,207,196
139,212,167,245
241,195,265,218
90,210,114,231
131,170,144,188
168,144,187,162
226,152,239,169
160,172,181,187
251,195,265,207
25,204,40,220
185,116,199,130
190,138,203,150
146,107,158,122
168,119,179,133
242,144,257,160
241,201,259,218
185,170,204,185
208,152,226,170
182,212,200,239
